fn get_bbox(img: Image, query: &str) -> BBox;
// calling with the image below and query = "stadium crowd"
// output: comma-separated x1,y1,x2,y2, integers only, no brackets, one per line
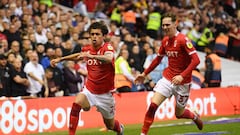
0,0,240,98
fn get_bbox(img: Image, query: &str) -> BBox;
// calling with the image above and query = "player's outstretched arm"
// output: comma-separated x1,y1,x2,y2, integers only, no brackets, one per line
50,53,81,67
80,51,114,63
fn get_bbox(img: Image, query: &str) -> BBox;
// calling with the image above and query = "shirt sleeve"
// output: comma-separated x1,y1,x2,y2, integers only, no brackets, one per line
119,62,135,82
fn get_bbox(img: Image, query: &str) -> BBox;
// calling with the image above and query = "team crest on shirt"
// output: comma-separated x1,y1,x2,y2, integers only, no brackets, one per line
186,42,193,49
107,45,113,50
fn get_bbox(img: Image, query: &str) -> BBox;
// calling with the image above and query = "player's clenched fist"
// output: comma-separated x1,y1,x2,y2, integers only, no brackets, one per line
134,73,146,84
50,58,61,67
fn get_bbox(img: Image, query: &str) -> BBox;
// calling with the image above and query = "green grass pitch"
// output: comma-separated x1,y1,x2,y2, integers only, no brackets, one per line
31,115,240,135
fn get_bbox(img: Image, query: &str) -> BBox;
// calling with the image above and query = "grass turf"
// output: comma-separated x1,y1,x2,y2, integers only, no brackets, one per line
31,115,240,135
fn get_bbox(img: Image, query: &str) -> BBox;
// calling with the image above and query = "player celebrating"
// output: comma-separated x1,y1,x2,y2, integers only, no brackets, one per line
51,21,124,135
135,12,203,135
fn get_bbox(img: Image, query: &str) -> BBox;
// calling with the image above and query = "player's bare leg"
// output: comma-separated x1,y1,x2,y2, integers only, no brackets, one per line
141,92,167,135
103,118,124,135
69,93,90,135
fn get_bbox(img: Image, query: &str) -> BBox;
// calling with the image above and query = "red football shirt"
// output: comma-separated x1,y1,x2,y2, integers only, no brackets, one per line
81,43,115,94
159,32,198,84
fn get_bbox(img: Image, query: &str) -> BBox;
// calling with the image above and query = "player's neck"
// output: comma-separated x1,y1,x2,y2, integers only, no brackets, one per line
169,31,179,39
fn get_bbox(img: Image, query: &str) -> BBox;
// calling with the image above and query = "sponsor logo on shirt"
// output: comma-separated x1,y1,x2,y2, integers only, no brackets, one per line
166,51,178,57
87,59,102,65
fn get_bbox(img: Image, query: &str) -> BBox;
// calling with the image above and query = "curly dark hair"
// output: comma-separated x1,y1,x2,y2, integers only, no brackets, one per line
88,21,109,35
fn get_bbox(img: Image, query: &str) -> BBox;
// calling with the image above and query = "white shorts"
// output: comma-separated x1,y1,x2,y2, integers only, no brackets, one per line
81,87,115,119
153,77,191,108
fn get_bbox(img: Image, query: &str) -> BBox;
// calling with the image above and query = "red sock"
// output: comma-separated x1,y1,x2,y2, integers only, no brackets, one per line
176,109,194,119
141,102,158,134
69,103,81,135
113,120,121,133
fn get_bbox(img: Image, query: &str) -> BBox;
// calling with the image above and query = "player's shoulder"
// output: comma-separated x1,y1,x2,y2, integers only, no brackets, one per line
103,42,112,47
177,33,192,45
176,33,188,41
103,42,114,51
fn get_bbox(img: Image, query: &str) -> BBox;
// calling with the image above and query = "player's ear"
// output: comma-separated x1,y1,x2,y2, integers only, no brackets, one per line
175,20,179,26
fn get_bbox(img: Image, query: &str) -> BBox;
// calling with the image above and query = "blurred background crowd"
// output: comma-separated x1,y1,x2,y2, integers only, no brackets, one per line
0,0,240,98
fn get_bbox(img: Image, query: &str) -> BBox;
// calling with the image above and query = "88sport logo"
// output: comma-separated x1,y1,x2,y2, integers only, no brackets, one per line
0,100,27,134
0,100,77,134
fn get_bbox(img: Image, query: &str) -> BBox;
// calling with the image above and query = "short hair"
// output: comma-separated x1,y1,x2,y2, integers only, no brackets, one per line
45,67,53,73
88,21,109,35
161,12,177,22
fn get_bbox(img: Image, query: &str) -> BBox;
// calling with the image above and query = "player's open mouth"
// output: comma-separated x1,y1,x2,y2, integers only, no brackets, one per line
164,29,170,34
92,40,96,43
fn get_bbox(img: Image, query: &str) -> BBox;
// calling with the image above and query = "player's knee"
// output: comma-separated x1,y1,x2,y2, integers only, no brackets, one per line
82,107,90,111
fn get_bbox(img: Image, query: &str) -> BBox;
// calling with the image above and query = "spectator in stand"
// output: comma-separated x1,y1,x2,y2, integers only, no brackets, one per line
22,49,33,65
31,0,41,16
34,24,48,44
21,39,33,58
187,23,201,47
228,20,240,61
53,36,64,51
84,0,100,14
94,2,108,19
110,5,122,26
54,47,64,70
62,39,74,56
24,51,48,97
35,43,45,63
146,6,161,40
140,42,152,66
8,40,23,61
45,31,55,50
122,4,137,36
45,67,64,97
2,24,22,46
213,29,229,57
196,22,215,52
63,60,82,96
41,47,55,69
73,0,88,17
123,32,135,53
29,33,37,49
10,57,29,97
129,44,144,73
0,39,8,53
70,32,82,54
6,52,16,67
0,54,11,97
115,49,135,92
61,25,70,42
108,21,120,37
204,48,222,87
